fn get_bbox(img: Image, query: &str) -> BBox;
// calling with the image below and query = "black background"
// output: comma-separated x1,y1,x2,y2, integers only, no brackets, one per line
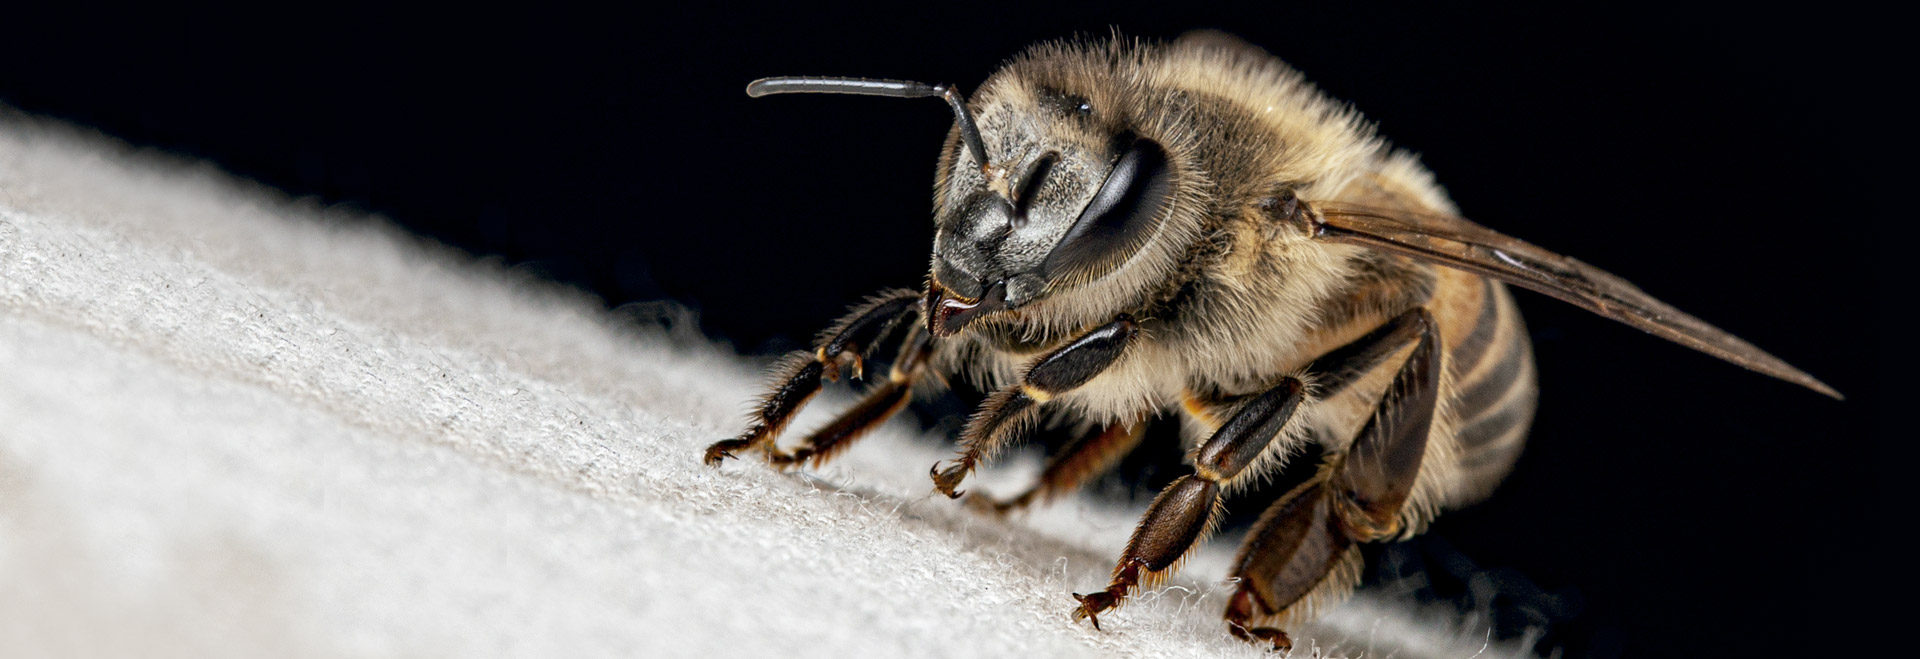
2,4,1892,657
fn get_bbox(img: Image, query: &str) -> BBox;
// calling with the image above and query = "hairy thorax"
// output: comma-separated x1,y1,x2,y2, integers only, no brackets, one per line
935,192,1440,439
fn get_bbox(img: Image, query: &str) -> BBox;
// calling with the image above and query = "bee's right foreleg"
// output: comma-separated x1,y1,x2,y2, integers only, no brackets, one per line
703,288,922,467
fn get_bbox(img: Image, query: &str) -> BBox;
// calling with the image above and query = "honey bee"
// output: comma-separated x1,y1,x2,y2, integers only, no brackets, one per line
701,31,1838,649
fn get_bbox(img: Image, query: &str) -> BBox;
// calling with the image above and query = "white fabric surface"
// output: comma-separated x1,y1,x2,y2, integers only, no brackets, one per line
0,113,1526,658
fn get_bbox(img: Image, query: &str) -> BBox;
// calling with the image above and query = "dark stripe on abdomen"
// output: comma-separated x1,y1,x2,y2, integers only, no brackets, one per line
1447,285,1537,461
1452,323,1528,419
1447,278,1502,373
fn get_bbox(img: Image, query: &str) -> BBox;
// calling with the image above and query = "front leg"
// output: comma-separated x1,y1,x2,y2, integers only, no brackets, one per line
930,315,1138,498
769,325,934,470
703,289,921,467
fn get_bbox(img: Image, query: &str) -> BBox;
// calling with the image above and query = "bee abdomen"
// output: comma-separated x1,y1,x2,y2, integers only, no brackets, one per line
1441,279,1538,492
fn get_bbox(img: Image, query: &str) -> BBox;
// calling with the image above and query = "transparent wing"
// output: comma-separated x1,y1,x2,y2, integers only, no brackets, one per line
1308,201,1840,399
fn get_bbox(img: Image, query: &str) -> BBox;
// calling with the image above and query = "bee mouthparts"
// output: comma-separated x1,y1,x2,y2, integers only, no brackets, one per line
928,281,1008,337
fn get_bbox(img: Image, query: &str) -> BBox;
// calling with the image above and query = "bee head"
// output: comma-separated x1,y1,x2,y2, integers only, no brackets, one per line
925,73,1182,337
747,67,1190,339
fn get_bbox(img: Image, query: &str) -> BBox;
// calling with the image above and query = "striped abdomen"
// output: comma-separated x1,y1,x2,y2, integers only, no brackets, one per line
1430,269,1538,500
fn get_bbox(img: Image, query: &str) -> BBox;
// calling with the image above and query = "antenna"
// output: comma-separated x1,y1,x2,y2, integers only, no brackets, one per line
746,76,993,173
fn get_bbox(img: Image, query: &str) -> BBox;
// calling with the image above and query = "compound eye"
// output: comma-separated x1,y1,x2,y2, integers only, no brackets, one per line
1042,135,1173,281
1012,151,1059,224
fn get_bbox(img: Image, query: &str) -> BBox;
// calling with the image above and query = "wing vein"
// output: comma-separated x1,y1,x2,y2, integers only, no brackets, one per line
1309,202,1840,399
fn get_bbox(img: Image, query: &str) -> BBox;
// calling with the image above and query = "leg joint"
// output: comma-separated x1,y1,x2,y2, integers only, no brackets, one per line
1305,306,1434,398
1023,315,1137,395
816,289,921,376
1193,377,1306,482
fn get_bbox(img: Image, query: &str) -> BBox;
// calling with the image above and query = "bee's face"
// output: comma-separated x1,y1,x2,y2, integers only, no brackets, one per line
927,82,1180,337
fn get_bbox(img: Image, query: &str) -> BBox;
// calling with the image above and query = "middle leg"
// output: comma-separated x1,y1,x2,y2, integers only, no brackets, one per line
1070,376,1307,629
1222,308,1440,650
1071,307,1439,631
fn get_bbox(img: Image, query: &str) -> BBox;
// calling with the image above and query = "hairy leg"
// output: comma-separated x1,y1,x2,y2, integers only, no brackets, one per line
929,315,1138,498
704,289,921,466
1071,377,1306,629
1071,307,1439,635
769,326,933,470
1223,308,1440,650
969,416,1149,515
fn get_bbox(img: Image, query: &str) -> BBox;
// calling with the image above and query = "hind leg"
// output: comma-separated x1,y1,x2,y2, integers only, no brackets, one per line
1223,309,1440,650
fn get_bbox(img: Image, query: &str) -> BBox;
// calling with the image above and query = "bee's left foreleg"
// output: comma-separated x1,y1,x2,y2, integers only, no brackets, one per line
769,325,934,470
703,288,920,466
930,315,1138,498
